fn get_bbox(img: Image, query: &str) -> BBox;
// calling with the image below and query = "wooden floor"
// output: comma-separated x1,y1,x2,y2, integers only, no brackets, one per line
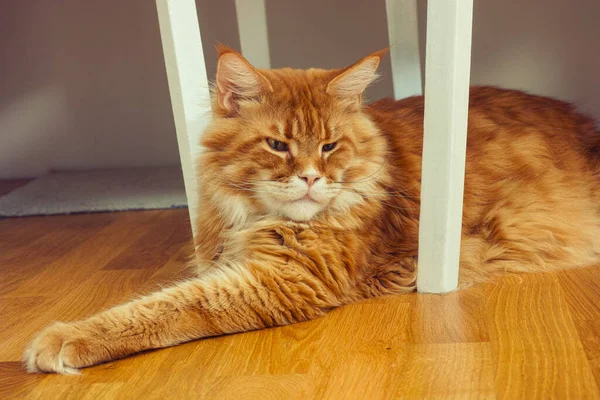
1,207,600,399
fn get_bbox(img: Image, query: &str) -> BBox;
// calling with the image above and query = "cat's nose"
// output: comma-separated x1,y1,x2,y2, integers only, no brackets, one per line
299,174,321,187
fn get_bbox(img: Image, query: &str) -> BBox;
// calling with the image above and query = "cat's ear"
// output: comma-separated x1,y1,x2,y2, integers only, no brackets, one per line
326,48,388,105
215,44,273,116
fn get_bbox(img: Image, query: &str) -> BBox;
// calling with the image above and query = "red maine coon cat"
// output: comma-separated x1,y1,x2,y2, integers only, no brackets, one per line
25,46,600,374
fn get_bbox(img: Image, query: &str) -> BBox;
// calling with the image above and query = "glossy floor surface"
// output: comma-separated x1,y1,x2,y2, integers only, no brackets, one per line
1,195,599,398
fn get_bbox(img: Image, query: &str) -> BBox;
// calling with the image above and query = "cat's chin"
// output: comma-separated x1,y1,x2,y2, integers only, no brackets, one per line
278,198,324,222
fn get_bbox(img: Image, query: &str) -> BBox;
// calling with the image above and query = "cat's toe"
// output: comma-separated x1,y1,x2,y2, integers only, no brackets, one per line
24,322,84,375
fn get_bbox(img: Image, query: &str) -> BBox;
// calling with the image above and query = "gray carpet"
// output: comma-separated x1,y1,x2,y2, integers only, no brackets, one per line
0,167,188,217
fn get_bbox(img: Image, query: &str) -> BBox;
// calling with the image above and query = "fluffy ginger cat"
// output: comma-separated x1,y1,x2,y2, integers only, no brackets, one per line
25,46,600,374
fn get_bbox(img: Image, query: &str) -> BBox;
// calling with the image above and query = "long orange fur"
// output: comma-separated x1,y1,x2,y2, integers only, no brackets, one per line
24,46,600,374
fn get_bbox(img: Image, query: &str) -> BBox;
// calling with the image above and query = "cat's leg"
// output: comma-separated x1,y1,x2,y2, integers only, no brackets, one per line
24,261,344,374
362,257,417,296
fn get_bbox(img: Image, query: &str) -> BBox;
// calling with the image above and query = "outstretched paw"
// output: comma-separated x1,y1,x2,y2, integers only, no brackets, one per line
24,322,105,374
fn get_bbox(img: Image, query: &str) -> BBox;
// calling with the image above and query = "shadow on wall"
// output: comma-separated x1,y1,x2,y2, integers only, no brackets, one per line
0,0,180,179
0,86,67,178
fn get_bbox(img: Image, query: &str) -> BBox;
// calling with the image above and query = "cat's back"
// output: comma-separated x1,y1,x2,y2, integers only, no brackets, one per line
366,85,600,169
365,86,600,278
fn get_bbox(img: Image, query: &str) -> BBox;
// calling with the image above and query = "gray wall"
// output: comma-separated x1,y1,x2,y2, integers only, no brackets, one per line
0,0,178,178
1,0,599,178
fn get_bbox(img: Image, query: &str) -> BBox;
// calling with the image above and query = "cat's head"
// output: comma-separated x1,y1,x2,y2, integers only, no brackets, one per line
199,45,389,223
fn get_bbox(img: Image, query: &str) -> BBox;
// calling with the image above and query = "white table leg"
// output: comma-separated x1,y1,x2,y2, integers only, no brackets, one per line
417,0,474,293
234,0,271,69
155,0,212,239
385,0,423,99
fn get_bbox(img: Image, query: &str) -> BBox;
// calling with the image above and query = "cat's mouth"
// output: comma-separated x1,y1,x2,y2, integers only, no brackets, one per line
288,193,320,204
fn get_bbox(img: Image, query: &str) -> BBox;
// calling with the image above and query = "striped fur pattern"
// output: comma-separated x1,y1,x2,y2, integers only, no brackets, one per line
25,47,600,374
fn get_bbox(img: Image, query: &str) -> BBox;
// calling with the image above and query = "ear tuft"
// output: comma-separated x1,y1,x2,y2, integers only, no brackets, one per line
326,48,388,102
215,44,273,116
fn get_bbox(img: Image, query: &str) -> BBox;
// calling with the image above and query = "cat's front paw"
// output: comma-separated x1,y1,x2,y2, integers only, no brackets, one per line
24,322,105,374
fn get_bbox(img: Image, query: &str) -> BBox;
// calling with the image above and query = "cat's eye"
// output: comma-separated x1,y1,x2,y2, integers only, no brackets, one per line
266,138,289,152
322,142,337,152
